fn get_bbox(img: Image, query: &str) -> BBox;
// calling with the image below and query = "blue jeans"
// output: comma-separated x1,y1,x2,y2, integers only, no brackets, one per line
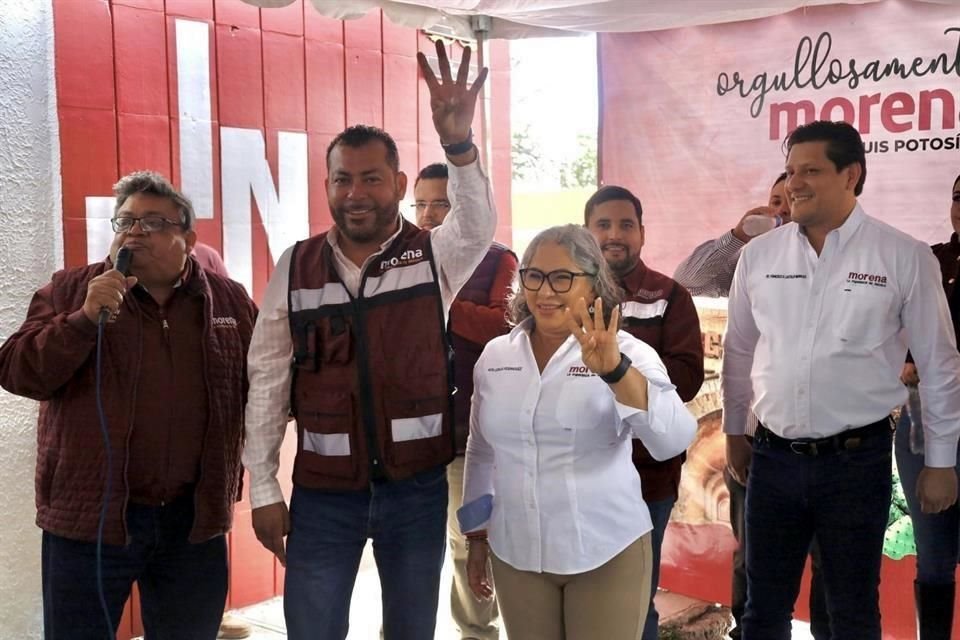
742,425,892,640
284,466,448,640
640,496,675,640
894,410,960,585
41,494,227,640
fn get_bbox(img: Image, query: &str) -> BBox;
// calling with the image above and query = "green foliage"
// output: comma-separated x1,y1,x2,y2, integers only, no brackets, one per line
559,133,597,189
512,125,542,182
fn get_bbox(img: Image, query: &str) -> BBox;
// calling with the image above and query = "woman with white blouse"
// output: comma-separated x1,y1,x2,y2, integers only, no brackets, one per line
460,224,697,640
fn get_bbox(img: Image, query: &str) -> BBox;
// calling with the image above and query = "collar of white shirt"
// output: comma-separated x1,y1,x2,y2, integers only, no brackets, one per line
791,202,865,251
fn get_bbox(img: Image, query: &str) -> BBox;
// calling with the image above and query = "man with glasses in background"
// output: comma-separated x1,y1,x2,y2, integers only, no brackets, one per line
413,162,516,640
0,171,257,639
584,185,704,640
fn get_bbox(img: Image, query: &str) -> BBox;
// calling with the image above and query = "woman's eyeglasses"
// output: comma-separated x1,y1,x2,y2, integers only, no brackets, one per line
519,268,595,293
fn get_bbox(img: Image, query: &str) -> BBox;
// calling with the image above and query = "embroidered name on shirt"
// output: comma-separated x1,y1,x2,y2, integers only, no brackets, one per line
847,271,888,287
488,366,522,372
765,273,808,279
212,316,238,328
635,287,663,298
567,365,596,378
379,249,424,271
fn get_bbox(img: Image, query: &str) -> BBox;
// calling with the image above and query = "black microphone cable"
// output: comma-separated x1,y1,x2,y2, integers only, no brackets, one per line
93,246,132,639
94,318,114,639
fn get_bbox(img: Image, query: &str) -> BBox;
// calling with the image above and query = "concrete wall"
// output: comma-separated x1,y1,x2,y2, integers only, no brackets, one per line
0,0,62,637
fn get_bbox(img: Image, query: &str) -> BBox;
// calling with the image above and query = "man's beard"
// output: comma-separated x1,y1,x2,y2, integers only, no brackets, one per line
602,243,637,276
332,202,400,244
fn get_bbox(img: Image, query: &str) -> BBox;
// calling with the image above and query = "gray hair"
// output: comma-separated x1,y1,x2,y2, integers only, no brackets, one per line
113,170,196,231
508,224,624,327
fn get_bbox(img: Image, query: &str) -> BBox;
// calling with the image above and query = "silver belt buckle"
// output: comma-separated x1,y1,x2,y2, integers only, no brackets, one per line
789,441,816,455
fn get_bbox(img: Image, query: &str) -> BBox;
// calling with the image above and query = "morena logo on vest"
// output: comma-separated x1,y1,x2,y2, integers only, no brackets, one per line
379,248,425,271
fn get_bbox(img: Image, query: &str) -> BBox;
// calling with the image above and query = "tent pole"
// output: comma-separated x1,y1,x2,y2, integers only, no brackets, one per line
470,16,492,169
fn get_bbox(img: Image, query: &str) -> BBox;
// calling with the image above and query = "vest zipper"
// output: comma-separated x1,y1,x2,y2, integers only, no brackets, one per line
350,293,386,480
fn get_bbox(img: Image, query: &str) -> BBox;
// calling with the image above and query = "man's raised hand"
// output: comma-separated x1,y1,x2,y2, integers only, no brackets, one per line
417,39,488,148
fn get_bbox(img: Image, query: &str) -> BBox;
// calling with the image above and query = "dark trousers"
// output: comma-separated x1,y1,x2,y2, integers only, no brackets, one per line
41,494,227,640
724,466,830,639
742,423,892,640
283,466,448,640
895,411,960,584
641,496,676,640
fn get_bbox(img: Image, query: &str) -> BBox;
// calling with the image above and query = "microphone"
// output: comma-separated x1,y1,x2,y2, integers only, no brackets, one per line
98,246,133,325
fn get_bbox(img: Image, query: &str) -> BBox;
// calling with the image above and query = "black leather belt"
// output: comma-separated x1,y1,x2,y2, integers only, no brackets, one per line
755,417,892,456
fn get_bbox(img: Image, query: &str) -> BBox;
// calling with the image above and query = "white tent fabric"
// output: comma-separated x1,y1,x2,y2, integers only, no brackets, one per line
243,0,956,39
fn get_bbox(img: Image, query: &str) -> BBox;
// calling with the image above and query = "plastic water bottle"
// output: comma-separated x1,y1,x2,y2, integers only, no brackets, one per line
742,214,783,237
905,384,925,456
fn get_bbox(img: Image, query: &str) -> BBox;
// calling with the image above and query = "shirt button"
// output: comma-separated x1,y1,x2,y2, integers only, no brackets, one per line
950,278,956,284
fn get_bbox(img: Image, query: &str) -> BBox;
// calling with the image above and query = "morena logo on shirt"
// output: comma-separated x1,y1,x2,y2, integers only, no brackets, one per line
212,316,238,328
567,365,595,378
847,271,888,287
379,248,424,271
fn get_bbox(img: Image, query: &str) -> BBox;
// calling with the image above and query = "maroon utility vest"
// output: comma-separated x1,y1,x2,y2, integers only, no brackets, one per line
287,220,455,490
450,242,515,453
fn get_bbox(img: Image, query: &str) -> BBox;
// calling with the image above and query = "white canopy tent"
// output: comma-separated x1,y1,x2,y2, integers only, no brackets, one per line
244,0,956,38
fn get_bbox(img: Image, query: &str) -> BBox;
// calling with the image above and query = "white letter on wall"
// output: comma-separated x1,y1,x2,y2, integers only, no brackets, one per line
220,128,309,292
175,19,214,219
85,196,115,263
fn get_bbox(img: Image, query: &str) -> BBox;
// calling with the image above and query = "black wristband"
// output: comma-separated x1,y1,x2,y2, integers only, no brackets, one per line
599,353,632,384
441,129,474,156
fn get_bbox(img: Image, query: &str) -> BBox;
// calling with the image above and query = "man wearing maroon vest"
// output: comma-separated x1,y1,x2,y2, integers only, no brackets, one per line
413,162,517,640
243,43,496,640
0,171,257,639
585,185,704,640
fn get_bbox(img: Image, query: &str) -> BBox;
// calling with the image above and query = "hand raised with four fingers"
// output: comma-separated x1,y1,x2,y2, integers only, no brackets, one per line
416,39,489,146
564,297,622,377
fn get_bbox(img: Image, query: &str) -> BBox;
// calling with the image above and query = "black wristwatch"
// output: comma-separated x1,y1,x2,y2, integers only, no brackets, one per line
441,129,474,156
599,353,632,384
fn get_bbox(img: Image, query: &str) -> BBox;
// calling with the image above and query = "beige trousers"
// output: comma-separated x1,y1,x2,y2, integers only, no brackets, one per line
448,456,500,639
490,534,652,640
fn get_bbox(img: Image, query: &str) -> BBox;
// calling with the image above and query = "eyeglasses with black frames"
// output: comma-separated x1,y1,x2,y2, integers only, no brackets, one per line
519,268,596,293
111,216,183,233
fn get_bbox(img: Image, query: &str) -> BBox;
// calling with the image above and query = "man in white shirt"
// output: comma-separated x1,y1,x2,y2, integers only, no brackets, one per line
241,42,496,640
722,120,960,640
675,173,829,639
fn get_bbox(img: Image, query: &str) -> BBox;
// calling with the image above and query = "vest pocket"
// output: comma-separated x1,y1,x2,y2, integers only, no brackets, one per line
320,315,352,365
296,391,358,479
384,394,450,466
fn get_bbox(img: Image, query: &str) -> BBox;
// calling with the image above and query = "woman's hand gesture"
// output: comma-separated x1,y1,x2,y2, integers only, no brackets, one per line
564,297,621,376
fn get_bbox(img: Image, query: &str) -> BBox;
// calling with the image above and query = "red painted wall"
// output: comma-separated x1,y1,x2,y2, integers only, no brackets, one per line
51,2,511,638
